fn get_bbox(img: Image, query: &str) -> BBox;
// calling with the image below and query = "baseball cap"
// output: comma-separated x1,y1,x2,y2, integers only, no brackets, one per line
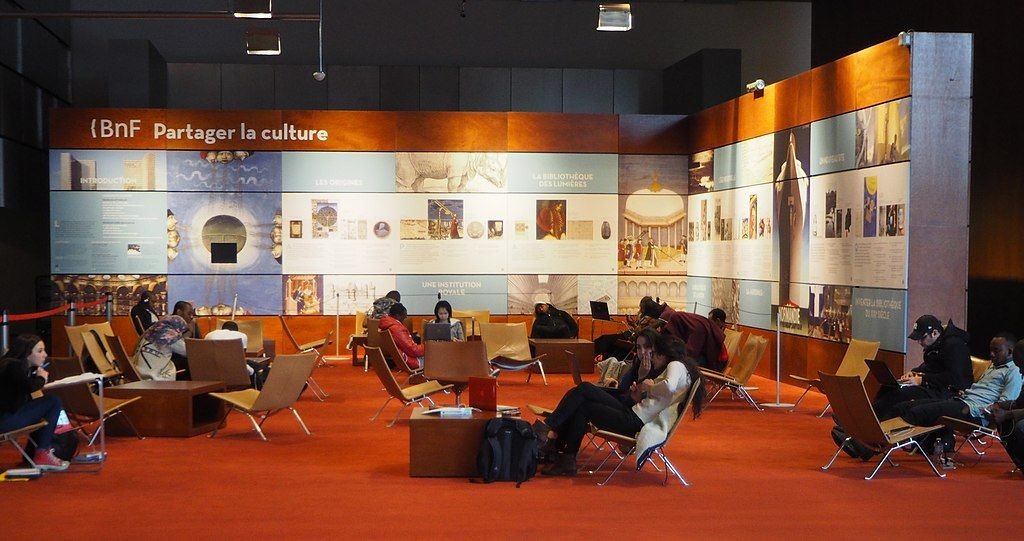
908,314,942,340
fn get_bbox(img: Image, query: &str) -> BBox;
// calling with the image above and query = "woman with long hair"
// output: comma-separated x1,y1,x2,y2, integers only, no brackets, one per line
0,334,69,470
432,300,465,342
537,332,705,476
132,315,189,380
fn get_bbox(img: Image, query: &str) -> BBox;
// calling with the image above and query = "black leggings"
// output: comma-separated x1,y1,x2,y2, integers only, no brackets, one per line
545,382,644,455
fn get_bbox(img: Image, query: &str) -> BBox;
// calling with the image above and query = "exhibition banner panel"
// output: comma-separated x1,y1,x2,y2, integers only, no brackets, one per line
773,125,811,182
685,276,714,315
321,275,397,315
617,154,688,195
49,149,167,191
712,134,773,191
396,274,508,315
620,275,686,316
506,194,618,274
282,152,395,193
51,191,168,274
772,177,811,299
808,283,854,343
395,152,508,193
771,281,810,336
618,193,687,276
686,182,774,281
167,192,282,275
168,274,283,316
851,287,907,353
577,274,618,315
738,279,773,330
167,150,281,192
281,193,399,274
282,274,326,315
507,274,580,315
809,111,857,176
506,153,618,194
854,98,911,169
392,193,510,274
807,162,909,288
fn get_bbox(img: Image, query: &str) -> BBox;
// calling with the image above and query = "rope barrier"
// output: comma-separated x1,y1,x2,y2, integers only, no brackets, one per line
5,303,71,322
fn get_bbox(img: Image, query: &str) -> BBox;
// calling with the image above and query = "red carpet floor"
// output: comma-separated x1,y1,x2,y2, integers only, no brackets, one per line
2,364,1020,539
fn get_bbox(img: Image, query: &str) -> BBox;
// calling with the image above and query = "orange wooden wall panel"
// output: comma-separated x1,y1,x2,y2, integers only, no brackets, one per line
617,115,687,155
282,111,397,151
50,108,168,149
396,112,507,151
162,109,282,150
772,74,814,132
508,113,618,153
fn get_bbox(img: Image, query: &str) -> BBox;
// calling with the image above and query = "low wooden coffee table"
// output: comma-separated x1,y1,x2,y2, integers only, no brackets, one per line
409,408,499,477
529,338,595,374
105,380,226,437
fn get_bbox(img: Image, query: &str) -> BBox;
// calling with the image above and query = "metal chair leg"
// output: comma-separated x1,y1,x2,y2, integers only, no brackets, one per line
386,404,408,428
597,447,634,486
290,407,311,436
657,450,689,487
790,385,812,412
822,436,852,471
911,439,947,479
817,403,832,418
306,376,328,401
244,412,268,441
209,408,233,438
370,397,394,422
536,361,548,385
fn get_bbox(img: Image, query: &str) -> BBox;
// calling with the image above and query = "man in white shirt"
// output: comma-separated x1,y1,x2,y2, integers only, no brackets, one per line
205,321,263,383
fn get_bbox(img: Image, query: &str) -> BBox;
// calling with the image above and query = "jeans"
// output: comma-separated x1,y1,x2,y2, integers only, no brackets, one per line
873,384,950,420
545,382,644,455
893,397,974,452
0,395,63,450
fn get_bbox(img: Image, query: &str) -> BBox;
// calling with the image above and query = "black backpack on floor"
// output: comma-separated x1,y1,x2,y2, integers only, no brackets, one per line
476,417,537,487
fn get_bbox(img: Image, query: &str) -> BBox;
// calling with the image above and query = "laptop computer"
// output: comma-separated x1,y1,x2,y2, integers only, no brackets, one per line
590,300,611,321
865,359,903,388
423,322,453,341
468,376,497,411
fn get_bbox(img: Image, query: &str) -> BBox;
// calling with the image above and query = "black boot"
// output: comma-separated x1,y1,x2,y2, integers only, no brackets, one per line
541,452,577,476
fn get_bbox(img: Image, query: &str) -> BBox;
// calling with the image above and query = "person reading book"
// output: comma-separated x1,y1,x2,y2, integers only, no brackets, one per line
0,334,69,471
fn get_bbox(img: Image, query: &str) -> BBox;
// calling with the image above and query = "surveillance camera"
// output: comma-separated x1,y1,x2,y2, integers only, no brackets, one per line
745,79,765,93
313,71,326,82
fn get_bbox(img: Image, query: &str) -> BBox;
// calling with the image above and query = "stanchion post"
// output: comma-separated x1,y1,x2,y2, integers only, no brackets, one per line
760,309,795,408
105,292,113,324
1,309,9,353
334,291,341,356
67,301,77,355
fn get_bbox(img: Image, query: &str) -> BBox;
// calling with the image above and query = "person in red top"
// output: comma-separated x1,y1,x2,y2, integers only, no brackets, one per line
639,297,728,370
378,303,424,370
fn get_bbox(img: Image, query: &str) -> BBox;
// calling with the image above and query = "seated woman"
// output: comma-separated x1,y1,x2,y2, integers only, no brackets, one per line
530,303,578,339
0,334,69,471
132,315,189,380
379,303,424,370
432,300,466,342
536,332,705,476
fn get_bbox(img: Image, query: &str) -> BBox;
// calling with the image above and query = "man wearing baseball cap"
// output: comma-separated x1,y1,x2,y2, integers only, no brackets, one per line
873,314,973,419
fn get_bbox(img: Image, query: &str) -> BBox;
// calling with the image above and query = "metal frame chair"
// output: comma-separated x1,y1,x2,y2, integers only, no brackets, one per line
585,380,701,487
379,328,426,384
818,372,946,480
215,318,265,357
277,315,330,400
366,346,453,427
208,353,317,441
789,338,880,414
480,322,548,385
44,381,143,446
1,421,48,468
700,335,768,411
185,338,252,390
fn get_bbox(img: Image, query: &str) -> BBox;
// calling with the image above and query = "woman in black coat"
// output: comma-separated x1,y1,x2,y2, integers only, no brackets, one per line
0,334,69,471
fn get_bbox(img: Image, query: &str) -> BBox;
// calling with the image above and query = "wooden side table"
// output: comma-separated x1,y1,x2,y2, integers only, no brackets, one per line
529,338,595,374
105,380,226,437
409,408,498,477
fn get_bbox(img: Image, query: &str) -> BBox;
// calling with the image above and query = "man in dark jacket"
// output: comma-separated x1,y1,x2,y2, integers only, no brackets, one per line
873,314,973,419
531,303,578,339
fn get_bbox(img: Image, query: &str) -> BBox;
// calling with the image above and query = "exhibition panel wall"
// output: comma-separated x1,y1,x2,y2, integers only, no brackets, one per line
48,35,971,379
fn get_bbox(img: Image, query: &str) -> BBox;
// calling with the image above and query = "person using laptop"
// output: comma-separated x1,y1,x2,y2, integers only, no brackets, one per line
873,314,973,419
379,303,424,370
893,332,1021,465
0,334,69,471
430,300,465,342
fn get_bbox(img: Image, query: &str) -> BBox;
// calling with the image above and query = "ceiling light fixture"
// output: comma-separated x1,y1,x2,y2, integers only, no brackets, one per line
246,29,281,55
233,0,272,19
597,3,631,32
312,0,325,81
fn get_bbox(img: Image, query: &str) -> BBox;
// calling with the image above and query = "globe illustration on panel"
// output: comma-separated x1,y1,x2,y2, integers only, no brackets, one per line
201,215,247,253
315,205,338,228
